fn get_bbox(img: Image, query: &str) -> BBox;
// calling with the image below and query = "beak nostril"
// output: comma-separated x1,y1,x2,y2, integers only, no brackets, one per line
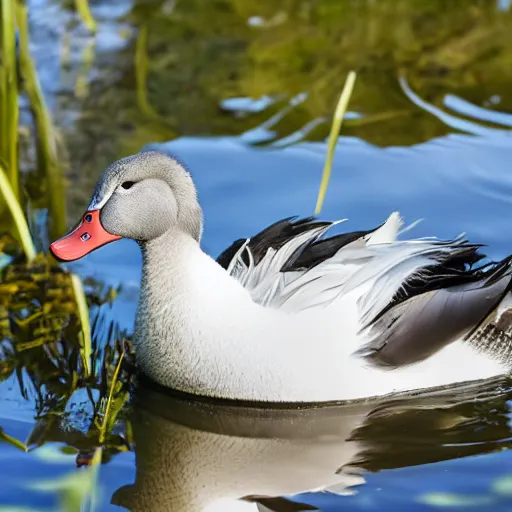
49,208,121,262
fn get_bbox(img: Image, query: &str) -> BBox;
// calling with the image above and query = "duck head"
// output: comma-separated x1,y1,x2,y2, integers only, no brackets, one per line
49,151,203,261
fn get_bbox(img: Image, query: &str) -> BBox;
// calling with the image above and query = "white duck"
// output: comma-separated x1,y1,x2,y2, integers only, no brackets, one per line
50,151,512,403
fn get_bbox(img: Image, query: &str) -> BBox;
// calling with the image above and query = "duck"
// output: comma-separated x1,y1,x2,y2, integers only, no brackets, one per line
49,151,512,403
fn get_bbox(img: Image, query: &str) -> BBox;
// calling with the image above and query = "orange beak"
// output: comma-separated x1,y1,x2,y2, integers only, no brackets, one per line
49,210,121,262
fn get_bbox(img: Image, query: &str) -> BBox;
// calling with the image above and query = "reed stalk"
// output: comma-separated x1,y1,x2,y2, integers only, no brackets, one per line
70,274,92,377
0,2,93,388
315,71,357,215
99,347,125,444
0,0,19,196
0,165,36,261
0,428,28,452
74,0,97,34
15,0,67,239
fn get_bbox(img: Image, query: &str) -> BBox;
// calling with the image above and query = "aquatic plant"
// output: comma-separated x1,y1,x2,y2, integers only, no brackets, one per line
134,22,176,140
0,0,94,392
0,5,131,509
74,0,97,34
15,0,67,241
0,0,19,196
135,24,160,120
0,258,133,420
70,274,92,377
0,295,134,508
315,71,356,215
0,165,36,261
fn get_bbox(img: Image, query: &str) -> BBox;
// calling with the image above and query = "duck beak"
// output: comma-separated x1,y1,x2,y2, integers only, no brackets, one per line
49,210,121,262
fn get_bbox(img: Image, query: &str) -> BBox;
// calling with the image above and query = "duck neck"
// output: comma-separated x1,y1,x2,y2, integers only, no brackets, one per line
139,227,199,293
133,228,256,394
137,228,213,334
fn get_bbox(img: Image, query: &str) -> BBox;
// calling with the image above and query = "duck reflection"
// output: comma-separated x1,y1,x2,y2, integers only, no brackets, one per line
112,377,512,512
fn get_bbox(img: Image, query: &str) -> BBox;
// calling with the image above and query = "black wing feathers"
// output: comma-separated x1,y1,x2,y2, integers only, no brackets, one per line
217,217,379,271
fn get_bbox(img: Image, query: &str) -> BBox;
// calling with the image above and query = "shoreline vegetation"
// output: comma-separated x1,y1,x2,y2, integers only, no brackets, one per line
0,3,134,510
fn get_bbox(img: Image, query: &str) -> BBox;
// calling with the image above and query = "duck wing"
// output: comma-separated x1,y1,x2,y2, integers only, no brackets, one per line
217,213,403,310
356,255,512,367
217,213,512,368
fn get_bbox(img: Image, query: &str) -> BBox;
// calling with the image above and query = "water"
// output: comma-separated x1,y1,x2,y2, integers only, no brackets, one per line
1,0,512,510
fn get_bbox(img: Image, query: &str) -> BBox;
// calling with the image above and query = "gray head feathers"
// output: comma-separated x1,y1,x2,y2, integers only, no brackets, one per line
90,151,203,242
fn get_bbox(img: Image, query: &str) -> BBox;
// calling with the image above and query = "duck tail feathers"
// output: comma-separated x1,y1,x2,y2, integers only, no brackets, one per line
356,253,512,368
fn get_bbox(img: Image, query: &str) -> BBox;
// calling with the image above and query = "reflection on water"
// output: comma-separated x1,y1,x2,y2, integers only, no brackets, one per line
23,0,512,217
2,0,512,510
113,378,512,512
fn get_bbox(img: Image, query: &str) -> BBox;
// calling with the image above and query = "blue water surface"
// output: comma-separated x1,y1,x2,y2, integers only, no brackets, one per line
2,0,512,510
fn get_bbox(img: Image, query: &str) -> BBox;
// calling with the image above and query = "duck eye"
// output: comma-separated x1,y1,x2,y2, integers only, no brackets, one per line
121,181,134,190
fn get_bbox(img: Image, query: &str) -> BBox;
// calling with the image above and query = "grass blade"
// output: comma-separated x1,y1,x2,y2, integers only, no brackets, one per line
314,71,357,216
99,348,125,444
15,1,67,240
0,0,19,196
70,274,92,377
0,165,36,261
0,428,28,452
74,0,97,34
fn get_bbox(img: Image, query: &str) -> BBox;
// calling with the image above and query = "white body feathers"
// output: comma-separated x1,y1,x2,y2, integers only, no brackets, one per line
134,212,511,402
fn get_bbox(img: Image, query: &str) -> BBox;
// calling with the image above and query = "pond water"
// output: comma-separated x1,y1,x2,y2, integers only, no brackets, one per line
2,0,512,510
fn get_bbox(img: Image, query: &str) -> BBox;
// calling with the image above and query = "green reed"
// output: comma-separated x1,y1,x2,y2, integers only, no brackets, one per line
315,71,357,215
1,1,93,376
0,0,19,197
135,24,157,119
70,273,92,377
0,1,129,478
15,1,67,240
0,164,36,261
74,0,97,34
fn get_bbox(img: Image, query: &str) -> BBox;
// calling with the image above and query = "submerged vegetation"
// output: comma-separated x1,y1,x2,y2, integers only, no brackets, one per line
0,1,131,509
